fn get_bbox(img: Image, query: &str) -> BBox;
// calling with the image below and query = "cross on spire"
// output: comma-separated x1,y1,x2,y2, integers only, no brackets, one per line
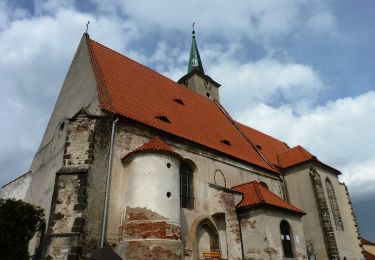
188,23,204,74
85,21,90,34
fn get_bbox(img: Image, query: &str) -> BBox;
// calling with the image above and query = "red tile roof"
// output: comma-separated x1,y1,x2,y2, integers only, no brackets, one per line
85,34,338,174
232,181,305,215
277,145,316,168
235,122,290,166
365,250,375,260
363,238,375,246
86,35,277,173
123,137,181,160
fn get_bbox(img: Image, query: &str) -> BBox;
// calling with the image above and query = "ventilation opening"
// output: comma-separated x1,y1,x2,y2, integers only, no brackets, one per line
166,192,171,198
220,139,231,146
206,92,211,97
155,115,171,123
167,163,171,168
173,98,185,105
256,144,262,150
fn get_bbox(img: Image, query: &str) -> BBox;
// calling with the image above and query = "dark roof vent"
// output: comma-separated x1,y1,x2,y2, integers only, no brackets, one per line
155,115,171,123
256,144,262,150
173,98,185,105
220,139,231,146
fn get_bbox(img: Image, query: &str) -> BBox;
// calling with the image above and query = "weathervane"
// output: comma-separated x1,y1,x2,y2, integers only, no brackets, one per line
86,21,90,34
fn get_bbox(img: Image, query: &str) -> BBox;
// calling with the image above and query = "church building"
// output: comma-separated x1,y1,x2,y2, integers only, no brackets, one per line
0,30,365,260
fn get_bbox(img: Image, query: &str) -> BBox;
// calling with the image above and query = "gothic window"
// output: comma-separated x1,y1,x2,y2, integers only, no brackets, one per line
180,161,194,209
280,220,294,258
325,178,344,230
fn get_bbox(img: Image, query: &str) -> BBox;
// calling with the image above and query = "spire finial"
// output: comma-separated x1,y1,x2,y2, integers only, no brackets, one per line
187,23,204,74
85,21,90,34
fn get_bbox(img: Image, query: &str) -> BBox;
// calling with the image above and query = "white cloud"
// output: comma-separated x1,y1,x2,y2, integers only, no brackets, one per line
88,0,337,44
0,5,141,185
217,58,323,110
160,42,324,112
306,12,337,34
0,0,369,204
236,91,375,200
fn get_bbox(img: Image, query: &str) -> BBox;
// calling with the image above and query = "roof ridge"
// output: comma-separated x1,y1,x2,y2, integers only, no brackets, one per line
235,121,289,147
87,36,328,175
253,182,265,203
297,145,316,159
214,101,278,173
123,137,181,160
232,181,305,215
86,34,116,112
231,180,258,189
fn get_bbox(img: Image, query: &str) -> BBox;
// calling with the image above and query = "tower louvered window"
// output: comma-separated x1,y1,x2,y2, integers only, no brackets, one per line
325,178,344,230
180,162,194,209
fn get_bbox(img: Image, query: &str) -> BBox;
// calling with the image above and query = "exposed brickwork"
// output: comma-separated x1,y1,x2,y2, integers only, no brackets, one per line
310,166,340,260
219,192,241,244
125,206,168,221
214,189,243,260
121,221,181,240
124,241,181,260
119,207,182,259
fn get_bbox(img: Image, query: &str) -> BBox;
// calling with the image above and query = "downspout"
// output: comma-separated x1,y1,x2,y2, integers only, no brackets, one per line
281,172,290,202
237,212,245,260
100,117,119,247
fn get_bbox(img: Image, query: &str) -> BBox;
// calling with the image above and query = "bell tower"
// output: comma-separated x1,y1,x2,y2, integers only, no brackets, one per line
178,26,221,102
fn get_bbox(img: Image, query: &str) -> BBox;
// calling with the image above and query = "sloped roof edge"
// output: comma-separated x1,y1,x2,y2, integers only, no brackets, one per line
123,137,181,160
84,33,338,176
232,181,305,215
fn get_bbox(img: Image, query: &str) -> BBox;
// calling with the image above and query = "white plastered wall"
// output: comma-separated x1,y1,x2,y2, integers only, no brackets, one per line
240,208,307,260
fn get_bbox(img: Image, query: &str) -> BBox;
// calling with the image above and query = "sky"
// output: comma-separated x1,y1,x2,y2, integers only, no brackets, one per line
0,0,374,240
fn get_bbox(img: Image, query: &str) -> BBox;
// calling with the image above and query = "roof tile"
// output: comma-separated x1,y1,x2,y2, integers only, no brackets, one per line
123,137,181,160
86,35,338,174
232,181,305,215
277,145,316,168
87,36,277,173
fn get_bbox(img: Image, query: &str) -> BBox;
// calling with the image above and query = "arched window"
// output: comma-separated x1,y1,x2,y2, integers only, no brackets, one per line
325,178,344,230
280,220,294,258
180,161,194,209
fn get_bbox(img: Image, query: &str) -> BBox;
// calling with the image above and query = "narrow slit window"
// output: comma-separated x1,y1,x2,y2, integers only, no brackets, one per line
180,162,194,209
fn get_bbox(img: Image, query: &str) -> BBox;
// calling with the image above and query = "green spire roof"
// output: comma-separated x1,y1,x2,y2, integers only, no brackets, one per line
188,30,204,74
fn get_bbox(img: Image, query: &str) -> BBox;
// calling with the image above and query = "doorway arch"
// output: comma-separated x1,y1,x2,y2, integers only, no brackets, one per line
189,216,220,259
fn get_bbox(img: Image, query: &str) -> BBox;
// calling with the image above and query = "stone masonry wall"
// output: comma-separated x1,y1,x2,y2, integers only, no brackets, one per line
44,111,96,260
64,111,96,166
209,184,243,260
